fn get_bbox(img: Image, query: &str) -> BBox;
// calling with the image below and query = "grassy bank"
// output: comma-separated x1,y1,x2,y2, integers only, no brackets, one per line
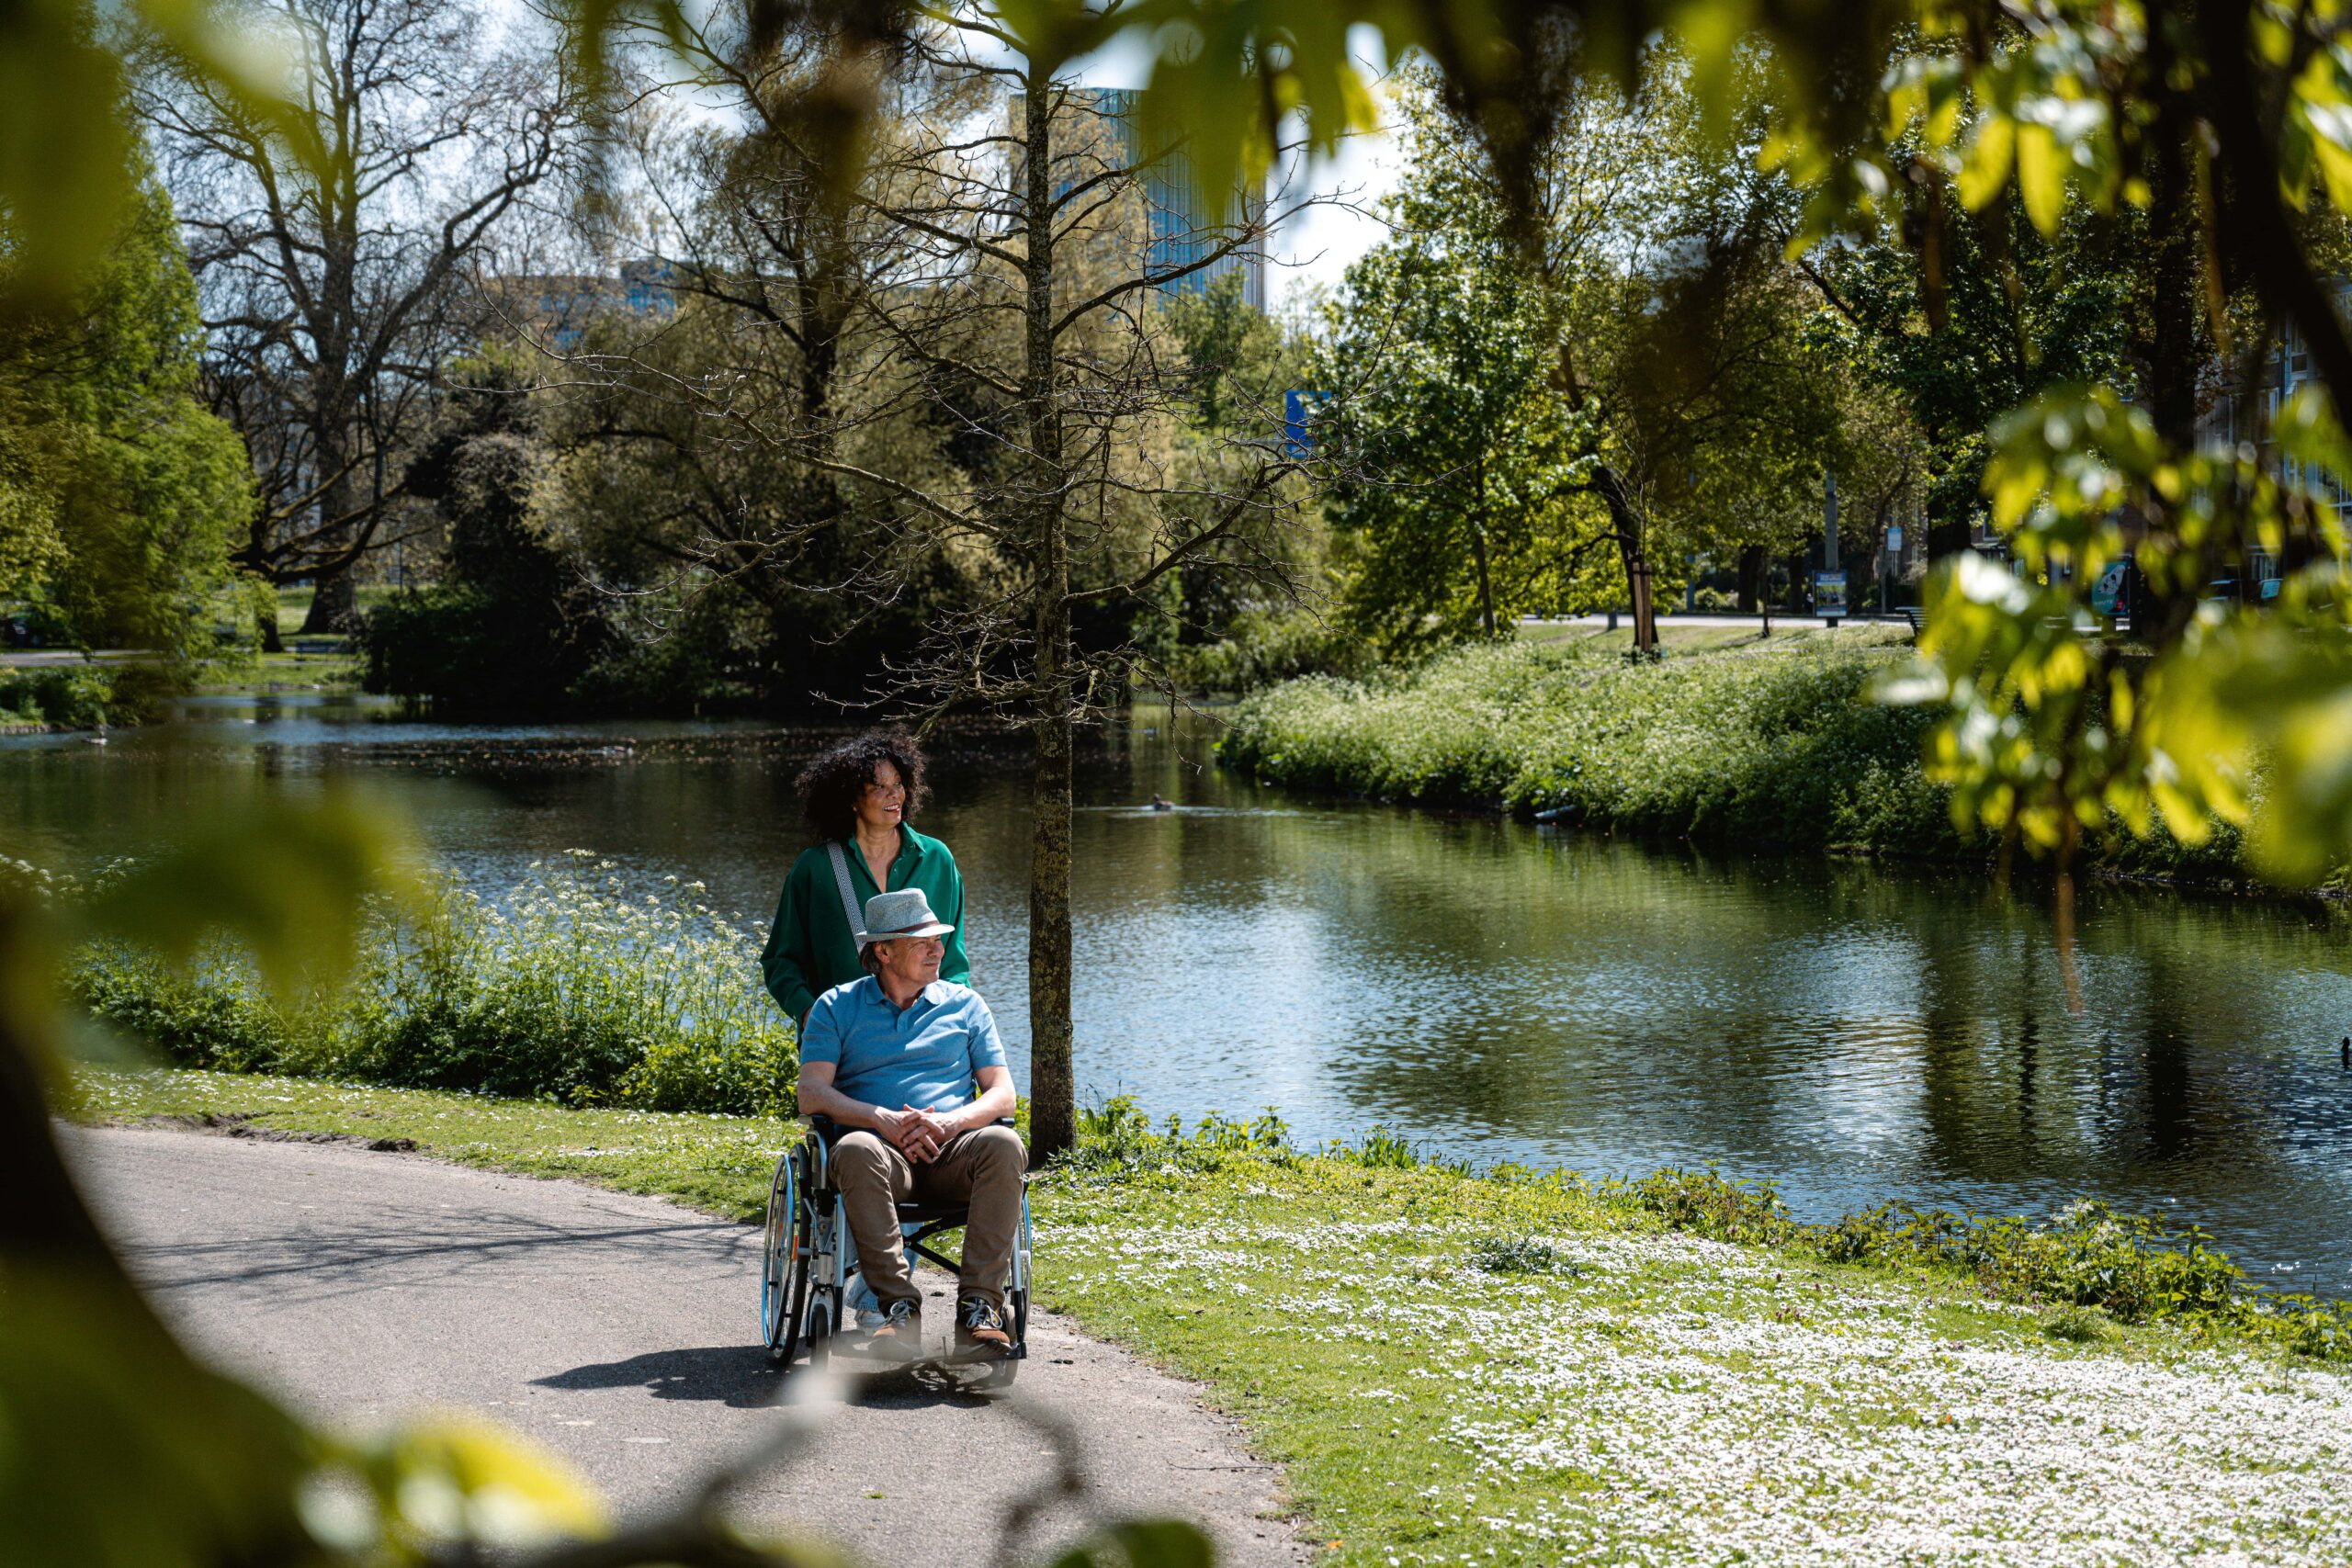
73,854,795,1116
1220,637,2242,880
73,1067,2352,1567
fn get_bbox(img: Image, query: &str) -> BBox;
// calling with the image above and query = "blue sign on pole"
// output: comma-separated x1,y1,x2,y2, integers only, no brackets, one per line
1283,389,1331,458
1814,571,1847,620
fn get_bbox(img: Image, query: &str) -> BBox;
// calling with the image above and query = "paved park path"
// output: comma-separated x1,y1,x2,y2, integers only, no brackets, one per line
69,1125,1307,1566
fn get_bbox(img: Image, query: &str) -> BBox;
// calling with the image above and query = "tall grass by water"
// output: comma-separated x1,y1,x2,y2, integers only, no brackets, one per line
74,852,796,1115
1222,637,1950,845
1220,637,2243,875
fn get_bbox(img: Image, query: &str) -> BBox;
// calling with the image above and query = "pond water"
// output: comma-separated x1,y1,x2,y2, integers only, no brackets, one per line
15,692,2352,1285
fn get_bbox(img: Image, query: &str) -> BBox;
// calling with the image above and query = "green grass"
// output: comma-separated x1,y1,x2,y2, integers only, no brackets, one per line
71,1066,787,1218
1223,636,2243,879
74,856,797,1117
275,582,400,638
1223,637,1948,848
69,1067,2352,1568
1510,620,1905,658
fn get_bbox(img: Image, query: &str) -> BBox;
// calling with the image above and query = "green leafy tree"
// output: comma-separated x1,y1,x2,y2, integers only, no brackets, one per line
361,360,614,715
528,37,978,715
1321,239,1592,651
0,163,250,658
1325,55,1863,653
1156,275,1340,686
1806,193,2176,561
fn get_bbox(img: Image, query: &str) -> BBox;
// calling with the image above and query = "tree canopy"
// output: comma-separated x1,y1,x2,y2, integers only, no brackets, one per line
0,163,250,656
1322,56,1880,652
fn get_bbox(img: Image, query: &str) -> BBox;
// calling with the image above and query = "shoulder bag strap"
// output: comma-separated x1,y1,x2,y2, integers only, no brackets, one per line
825,840,870,947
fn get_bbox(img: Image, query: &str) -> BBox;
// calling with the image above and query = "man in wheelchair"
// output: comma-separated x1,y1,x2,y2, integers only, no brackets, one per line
796,887,1023,1361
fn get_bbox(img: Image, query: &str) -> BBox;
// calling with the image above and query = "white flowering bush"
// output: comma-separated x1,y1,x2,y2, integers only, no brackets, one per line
73,852,794,1115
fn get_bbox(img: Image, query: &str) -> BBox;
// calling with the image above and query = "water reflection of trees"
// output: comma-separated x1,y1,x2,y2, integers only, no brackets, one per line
1036,773,2352,1213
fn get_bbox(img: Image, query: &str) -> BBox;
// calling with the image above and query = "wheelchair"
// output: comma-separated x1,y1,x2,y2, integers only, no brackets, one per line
760,1114,1033,1389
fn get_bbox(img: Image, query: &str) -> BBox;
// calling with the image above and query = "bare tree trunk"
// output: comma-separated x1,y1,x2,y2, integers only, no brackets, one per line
1027,608,1075,1164
301,574,358,633
1736,543,1766,613
300,265,360,635
1627,548,1656,653
1021,68,1075,1165
299,458,362,633
1471,453,1497,637
1470,531,1497,637
1592,465,1656,655
298,472,358,633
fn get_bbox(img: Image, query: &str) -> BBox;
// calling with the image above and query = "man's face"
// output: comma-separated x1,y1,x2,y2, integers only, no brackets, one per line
876,933,944,989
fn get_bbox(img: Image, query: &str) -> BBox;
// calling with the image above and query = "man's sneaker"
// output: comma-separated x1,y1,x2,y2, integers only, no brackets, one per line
866,1297,922,1359
955,1295,1013,1359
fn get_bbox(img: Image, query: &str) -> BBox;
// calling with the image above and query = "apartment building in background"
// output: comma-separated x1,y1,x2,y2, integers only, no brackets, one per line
496,259,679,352
1026,86,1268,310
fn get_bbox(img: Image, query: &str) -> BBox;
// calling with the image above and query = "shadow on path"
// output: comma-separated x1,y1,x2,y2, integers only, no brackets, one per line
128,1216,754,1303
532,1347,1001,1411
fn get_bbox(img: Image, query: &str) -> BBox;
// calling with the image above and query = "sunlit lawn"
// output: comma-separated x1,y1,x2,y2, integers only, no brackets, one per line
73,1065,2352,1568
273,582,401,638
1513,618,1915,658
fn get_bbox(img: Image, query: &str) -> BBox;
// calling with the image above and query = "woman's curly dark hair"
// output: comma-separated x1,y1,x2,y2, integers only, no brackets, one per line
796,728,930,842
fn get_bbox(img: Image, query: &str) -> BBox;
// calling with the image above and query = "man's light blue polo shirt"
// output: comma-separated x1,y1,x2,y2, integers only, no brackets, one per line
800,976,1007,1114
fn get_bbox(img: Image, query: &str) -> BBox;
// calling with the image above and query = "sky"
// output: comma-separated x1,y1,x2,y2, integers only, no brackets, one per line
1264,118,1399,309
1058,24,1405,311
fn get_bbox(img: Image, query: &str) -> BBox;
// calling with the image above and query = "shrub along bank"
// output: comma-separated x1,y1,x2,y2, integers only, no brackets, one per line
1219,636,2244,880
73,1069,2352,1568
0,661,181,728
73,852,795,1116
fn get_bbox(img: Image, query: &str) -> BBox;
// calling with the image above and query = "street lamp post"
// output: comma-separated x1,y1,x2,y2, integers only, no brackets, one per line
1819,472,1844,627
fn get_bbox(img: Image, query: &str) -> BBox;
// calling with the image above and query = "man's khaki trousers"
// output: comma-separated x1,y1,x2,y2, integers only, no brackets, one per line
831,1122,1025,1313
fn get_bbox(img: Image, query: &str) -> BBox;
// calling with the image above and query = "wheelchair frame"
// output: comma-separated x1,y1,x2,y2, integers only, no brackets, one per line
760,1116,1032,1387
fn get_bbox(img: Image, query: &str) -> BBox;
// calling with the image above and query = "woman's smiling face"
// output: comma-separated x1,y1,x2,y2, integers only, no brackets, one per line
857,760,906,832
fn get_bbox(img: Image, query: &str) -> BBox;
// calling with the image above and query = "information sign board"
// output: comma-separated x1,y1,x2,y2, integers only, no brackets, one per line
1814,571,1847,618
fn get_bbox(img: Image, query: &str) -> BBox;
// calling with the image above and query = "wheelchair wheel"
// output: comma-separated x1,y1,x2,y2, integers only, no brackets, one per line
760,1149,800,1362
979,1195,1034,1390
805,1189,842,1368
978,1287,1025,1390
808,1291,834,1369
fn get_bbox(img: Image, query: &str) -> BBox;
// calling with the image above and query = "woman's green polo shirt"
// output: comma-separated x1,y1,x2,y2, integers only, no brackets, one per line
759,826,971,1028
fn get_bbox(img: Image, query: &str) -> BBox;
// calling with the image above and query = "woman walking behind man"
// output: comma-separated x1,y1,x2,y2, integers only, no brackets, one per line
761,729,972,1030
